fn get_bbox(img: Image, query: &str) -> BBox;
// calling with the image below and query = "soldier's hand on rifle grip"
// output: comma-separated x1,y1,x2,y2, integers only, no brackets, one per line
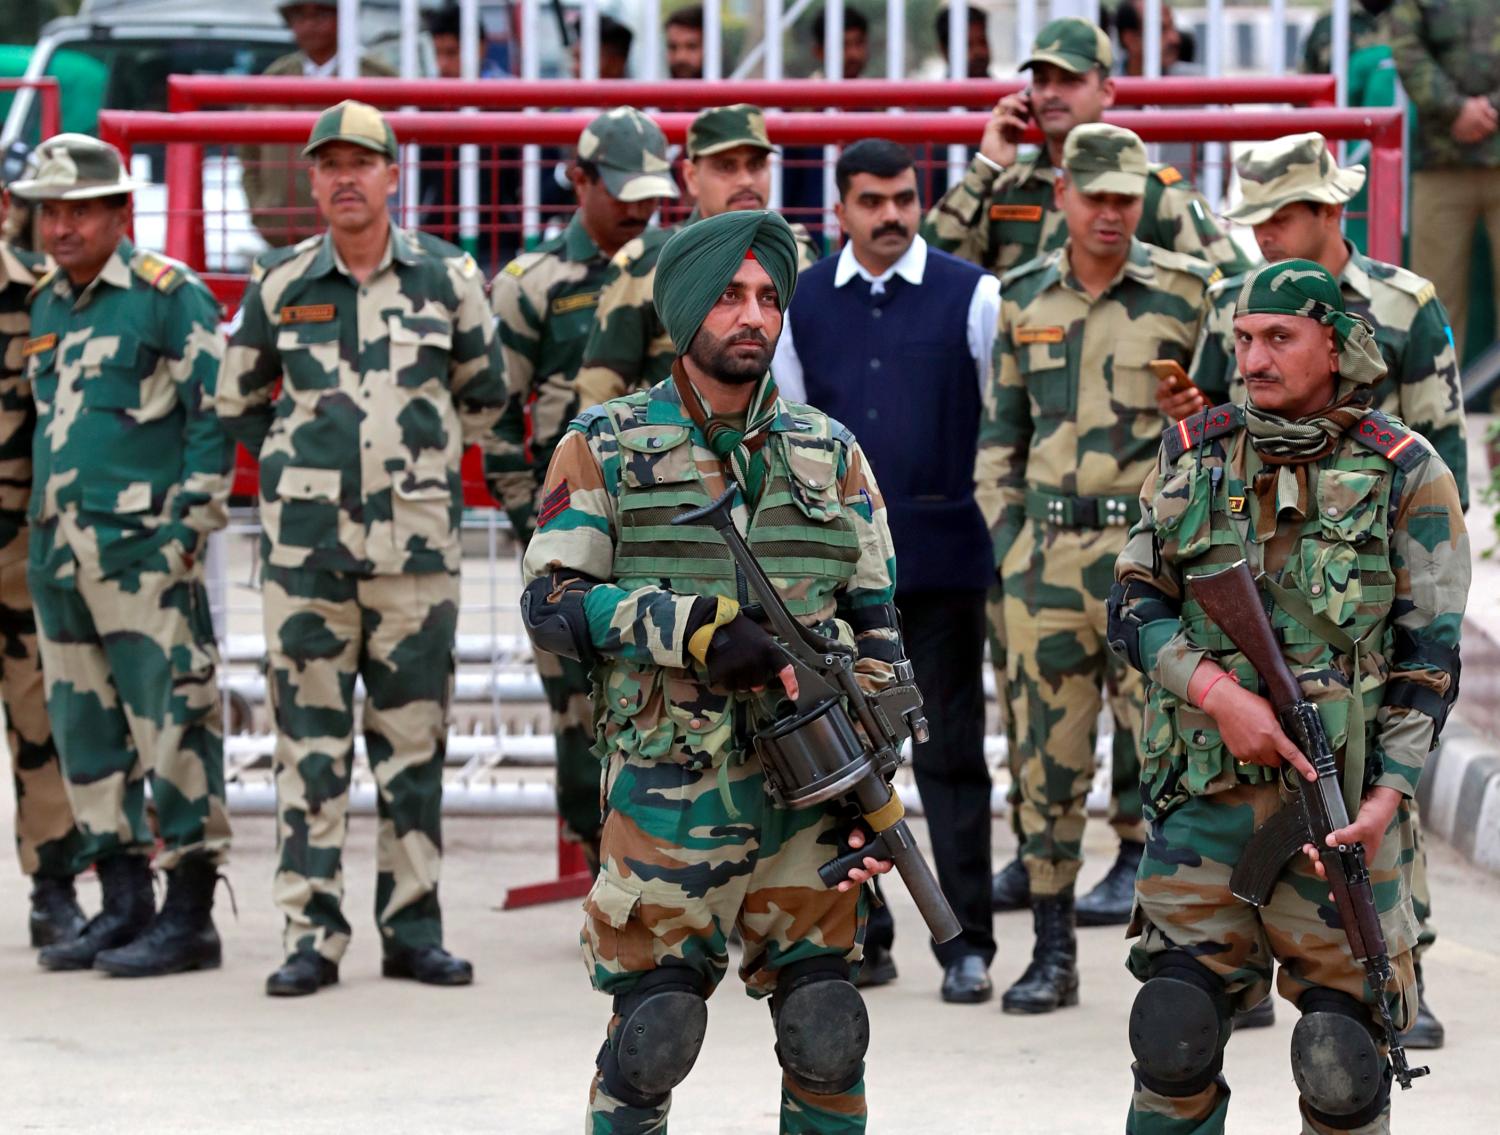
701,613,798,698
1189,661,1317,781
835,826,894,892
1303,785,1404,884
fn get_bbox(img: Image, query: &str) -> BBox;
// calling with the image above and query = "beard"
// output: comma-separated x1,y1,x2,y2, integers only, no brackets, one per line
687,325,773,385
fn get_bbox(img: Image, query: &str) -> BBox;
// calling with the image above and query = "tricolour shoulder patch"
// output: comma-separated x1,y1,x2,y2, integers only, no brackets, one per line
1349,410,1429,472
1163,403,1242,463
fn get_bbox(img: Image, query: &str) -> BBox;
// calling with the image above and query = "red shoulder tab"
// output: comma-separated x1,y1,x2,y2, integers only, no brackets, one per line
1349,411,1427,471
1163,403,1241,463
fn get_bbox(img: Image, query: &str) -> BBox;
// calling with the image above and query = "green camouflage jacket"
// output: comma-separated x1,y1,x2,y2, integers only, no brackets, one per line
1387,0,1500,169
217,225,506,576
976,237,1217,568
487,213,614,537
1190,242,1469,509
0,240,41,566
522,376,899,767
573,213,821,409
921,151,1254,278
25,239,231,582
1115,405,1468,811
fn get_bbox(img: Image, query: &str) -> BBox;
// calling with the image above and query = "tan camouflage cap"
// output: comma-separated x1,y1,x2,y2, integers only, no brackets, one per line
302,100,398,161
578,107,679,203
1225,132,1367,225
1061,123,1148,196
1021,17,1112,75
9,133,146,201
687,105,774,160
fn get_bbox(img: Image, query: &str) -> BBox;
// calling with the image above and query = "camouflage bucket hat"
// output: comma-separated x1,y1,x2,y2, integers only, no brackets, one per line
1062,123,1148,196
9,133,146,201
1225,132,1367,225
687,104,774,159
578,107,679,203
303,100,399,161
1234,259,1386,385
1021,17,1112,75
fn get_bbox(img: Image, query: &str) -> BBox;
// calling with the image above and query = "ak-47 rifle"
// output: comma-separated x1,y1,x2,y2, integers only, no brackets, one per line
672,487,961,944
1191,559,1428,1090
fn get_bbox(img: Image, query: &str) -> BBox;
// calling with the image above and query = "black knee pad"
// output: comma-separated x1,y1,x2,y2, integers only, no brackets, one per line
597,967,708,1109
1129,953,1232,1098
771,956,869,1096
1291,988,1391,1130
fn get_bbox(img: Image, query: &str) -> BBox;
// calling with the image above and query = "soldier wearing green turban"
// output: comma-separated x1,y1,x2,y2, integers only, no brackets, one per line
1109,260,1469,1135
521,210,903,1134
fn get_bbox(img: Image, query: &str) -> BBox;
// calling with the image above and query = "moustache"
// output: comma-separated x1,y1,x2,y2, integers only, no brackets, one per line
1243,371,1277,384
874,223,908,240
725,330,770,348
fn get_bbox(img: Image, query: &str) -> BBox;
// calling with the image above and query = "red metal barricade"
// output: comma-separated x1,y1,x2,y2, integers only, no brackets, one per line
0,78,62,141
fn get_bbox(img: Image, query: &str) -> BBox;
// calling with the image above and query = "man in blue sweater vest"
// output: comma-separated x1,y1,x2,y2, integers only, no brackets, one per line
773,139,1000,1005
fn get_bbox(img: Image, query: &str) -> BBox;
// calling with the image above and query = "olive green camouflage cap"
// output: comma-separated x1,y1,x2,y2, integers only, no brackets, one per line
1225,132,1366,225
1021,17,1113,75
578,107,679,203
1234,259,1386,385
1061,123,1148,196
302,100,398,161
9,133,146,201
687,104,774,159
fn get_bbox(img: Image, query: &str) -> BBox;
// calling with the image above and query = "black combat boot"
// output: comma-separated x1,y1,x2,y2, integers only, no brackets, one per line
1075,840,1144,927
1233,996,1277,1030
93,856,222,977
38,855,153,971
990,855,1031,912
266,950,340,997
1401,964,1444,1049
1001,892,1079,1014
29,875,86,948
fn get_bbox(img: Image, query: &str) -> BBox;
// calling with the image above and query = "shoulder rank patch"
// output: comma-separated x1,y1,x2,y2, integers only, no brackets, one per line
1155,165,1184,186
990,204,1044,223
537,479,571,527
134,252,184,293
280,304,337,325
552,291,600,316
1163,403,1242,462
1413,281,1437,307
503,260,527,277
21,333,57,357
1015,325,1064,345
1350,411,1427,471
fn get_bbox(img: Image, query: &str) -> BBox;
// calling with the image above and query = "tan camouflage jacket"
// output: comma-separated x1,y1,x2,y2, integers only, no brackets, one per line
0,240,41,566
25,240,232,582
1190,242,1469,509
217,225,506,575
921,151,1253,279
976,237,1217,569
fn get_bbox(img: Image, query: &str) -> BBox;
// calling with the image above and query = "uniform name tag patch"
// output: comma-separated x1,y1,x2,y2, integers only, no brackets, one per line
552,292,600,316
280,305,337,325
22,334,57,356
989,205,1043,223
1015,326,1065,344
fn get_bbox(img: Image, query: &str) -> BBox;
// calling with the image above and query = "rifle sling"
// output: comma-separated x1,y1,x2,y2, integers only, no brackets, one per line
1258,574,1386,820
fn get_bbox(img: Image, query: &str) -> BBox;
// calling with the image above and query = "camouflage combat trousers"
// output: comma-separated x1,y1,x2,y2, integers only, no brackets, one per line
1001,523,1145,896
2,548,83,878
535,646,602,858
263,565,458,963
583,749,868,1134
1127,781,1417,1135
30,554,230,870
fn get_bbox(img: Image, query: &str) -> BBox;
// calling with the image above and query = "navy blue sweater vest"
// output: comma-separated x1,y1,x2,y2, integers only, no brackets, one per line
785,247,994,594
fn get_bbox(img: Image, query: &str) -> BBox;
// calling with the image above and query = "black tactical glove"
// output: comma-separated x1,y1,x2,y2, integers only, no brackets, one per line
686,597,787,691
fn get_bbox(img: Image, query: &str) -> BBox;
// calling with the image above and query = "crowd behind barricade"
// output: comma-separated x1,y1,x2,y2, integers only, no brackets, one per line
0,2,1495,1132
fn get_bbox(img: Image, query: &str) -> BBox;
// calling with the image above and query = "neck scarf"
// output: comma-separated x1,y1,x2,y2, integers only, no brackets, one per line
672,360,781,505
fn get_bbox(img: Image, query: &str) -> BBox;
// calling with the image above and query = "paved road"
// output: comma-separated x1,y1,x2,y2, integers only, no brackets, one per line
1,783,1496,1133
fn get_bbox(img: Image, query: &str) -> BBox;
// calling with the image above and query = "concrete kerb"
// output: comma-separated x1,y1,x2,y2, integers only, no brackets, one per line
1420,716,1500,876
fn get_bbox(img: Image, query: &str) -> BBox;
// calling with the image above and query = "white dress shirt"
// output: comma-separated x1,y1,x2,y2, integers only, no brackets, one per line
772,235,1001,403
301,56,339,78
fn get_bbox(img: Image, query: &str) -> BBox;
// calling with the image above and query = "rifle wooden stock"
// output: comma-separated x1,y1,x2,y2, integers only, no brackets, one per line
1189,561,1303,711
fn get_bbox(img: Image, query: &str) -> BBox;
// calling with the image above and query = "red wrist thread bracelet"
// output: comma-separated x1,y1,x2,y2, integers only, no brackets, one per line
1196,670,1235,709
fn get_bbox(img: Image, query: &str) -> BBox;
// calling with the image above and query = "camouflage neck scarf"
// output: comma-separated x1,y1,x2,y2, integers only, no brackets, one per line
1243,386,1372,465
672,361,780,504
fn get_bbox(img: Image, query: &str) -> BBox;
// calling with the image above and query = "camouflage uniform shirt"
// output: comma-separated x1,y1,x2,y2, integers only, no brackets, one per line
976,237,1218,563
1387,0,1500,170
216,225,506,575
25,239,231,582
921,151,1253,278
1190,241,1469,509
0,241,42,565
488,213,613,536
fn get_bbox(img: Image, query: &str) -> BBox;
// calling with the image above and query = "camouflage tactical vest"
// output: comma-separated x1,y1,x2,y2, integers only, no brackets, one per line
594,397,862,770
1140,412,1405,816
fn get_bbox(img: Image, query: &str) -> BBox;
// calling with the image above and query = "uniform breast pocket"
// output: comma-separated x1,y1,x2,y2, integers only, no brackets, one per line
80,335,149,414
276,322,341,392
388,314,452,390
784,438,845,523
1018,342,1071,418
25,348,58,407
1110,337,1161,412
1300,469,1387,625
